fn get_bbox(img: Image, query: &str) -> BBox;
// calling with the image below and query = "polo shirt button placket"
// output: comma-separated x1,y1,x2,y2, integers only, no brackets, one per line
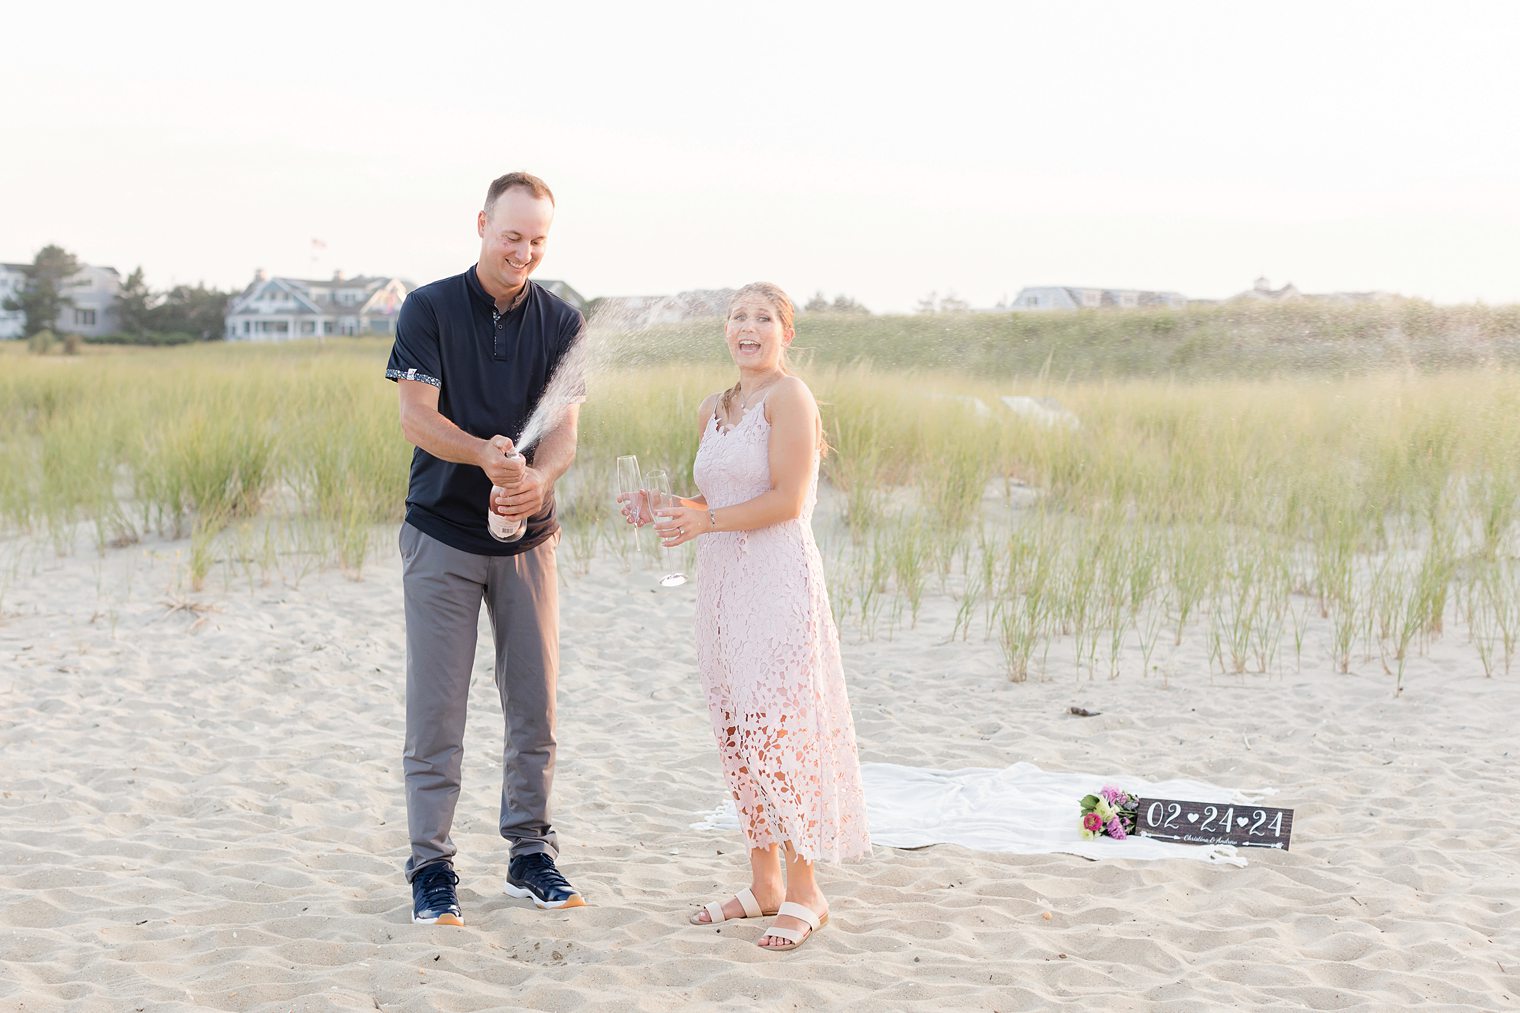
493,309,506,360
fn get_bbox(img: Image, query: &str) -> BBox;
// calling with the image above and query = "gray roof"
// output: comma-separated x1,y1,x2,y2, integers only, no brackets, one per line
289,274,392,289
231,273,414,317
534,279,587,311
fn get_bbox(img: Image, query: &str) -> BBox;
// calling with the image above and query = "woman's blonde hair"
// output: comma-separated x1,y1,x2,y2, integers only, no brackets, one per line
719,282,827,455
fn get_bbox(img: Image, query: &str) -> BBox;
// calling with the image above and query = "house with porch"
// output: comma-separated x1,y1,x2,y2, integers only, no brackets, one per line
225,270,413,341
225,271,590,340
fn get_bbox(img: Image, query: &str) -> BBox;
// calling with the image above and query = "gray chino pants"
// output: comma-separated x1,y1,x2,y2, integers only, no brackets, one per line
399,522,561,881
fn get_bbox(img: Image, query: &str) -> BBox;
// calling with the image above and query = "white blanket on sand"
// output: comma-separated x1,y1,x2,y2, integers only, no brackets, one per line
692,761,1277,868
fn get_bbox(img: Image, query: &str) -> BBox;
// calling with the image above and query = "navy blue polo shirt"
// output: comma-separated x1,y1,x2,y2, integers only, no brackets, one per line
385,267,584,556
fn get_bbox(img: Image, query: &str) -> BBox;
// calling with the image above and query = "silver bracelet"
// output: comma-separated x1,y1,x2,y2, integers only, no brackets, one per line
708,508,718,531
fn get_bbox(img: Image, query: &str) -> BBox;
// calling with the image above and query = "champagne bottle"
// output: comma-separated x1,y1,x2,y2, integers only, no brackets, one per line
486,452,526,542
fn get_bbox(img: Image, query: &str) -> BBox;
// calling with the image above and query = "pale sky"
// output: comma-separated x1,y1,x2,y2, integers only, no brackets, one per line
5,1,1519,312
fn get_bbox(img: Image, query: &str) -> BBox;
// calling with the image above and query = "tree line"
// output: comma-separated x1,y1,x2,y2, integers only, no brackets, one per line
803,291,870,314
4,244,235,351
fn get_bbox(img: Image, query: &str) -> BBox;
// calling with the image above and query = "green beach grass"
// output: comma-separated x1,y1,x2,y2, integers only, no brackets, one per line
3,302,1517,689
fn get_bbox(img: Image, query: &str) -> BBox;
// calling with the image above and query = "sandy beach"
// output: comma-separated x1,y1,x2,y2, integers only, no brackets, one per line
2,521,1518,1012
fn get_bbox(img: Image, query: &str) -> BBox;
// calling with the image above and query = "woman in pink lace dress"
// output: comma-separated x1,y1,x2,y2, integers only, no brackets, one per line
643,282,870,952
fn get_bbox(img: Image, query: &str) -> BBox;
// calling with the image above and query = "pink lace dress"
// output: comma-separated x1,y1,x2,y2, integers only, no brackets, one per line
691,394,871,864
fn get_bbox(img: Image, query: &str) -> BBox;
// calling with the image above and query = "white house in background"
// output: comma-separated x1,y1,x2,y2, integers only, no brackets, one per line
1231,277,1302,302
1010,286,1187,311
225,270,413,340
590,289,735,330
1230,276,1398,304
0,263,25,338
0,261,121,338
65,265,122,336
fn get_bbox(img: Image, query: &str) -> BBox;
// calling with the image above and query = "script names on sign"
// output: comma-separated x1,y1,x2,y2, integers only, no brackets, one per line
1134,797,1294,851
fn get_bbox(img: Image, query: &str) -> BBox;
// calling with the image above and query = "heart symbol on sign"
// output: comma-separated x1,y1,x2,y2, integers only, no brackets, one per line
1186,813,1199,823
1236,817,1248,827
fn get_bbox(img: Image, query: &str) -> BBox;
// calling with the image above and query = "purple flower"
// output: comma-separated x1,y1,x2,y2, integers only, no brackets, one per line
1106,817,1128,841
1100,786,1121,805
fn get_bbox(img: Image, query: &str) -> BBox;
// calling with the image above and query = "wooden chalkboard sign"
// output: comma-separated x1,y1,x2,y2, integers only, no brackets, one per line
1134,797,1294,851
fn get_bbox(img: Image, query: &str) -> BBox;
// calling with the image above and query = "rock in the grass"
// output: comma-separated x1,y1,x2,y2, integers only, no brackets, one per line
1000,395,1079,430
923,393,993,417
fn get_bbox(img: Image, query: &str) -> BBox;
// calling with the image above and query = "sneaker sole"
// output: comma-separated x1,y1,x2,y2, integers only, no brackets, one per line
503,882,587,909
412,912,464,926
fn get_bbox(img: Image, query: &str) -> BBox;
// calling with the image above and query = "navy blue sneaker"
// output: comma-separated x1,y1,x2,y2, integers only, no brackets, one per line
411,862,463,925
503,852,585,909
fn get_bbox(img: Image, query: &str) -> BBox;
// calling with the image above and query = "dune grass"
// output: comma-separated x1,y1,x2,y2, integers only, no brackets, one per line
602,298,1520,379
2,316,1518,688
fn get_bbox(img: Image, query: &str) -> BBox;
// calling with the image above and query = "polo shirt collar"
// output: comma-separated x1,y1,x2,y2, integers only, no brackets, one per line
466,264,531,315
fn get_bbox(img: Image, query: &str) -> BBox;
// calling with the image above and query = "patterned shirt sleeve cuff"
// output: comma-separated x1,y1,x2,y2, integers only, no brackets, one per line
386,367,441,389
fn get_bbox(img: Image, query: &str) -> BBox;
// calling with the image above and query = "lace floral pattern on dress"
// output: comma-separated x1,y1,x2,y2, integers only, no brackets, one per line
692,395,871,864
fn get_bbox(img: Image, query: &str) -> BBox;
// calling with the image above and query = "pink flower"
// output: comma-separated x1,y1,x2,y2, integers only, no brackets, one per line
1100,786,1121,805
1082,812,1103,833
1106,817,1128,841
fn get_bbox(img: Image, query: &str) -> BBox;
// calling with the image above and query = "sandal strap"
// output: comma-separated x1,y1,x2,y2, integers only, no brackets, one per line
736,888,763,919
703,900,727,924
775,901,822,930
763,925,808,944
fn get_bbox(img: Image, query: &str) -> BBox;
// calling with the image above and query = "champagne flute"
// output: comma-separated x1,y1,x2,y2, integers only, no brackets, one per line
643,467,688,587
615,454,643,559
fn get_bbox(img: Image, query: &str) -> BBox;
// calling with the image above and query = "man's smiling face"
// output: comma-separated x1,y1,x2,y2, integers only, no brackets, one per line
476,188,554,298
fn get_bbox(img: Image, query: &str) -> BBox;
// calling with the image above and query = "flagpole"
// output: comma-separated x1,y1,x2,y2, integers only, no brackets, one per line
310,238,328,344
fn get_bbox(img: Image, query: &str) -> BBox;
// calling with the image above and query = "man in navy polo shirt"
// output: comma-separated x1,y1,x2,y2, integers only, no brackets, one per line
386,171,585,924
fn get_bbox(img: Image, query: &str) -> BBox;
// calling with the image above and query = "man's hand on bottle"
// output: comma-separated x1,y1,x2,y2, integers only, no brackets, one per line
494,468,548,521
479,435,525,488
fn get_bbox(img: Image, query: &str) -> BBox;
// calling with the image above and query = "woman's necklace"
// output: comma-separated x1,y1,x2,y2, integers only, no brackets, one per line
739,375,783,410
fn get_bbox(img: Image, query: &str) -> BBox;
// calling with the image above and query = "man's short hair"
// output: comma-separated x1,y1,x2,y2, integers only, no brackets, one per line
485,172,555,213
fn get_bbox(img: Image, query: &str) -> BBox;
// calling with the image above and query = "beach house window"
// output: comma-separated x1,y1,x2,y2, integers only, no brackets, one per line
73,308,96,326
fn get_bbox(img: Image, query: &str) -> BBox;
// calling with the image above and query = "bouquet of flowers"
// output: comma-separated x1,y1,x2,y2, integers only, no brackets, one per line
1079,786,1138,840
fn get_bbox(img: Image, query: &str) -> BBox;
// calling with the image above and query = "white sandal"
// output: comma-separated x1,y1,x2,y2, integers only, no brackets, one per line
757,901,829,951
688,886,777,926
